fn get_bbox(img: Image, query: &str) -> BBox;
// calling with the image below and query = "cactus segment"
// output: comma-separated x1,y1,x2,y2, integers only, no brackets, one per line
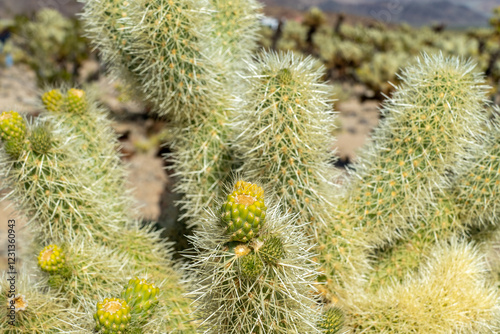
94,297,132,334
38,244,66,273
221,180,267,242
7,294,28,313
238,252,264,279
318,307,345,334
29,124,53,154
121,277,160,316
42,89,64,112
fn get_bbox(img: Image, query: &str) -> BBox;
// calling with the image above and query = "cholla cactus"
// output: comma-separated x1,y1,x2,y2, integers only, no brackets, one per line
317,53,500,331
350,240,500,333
187,179,323,333
0,267,77,332
121,277,160,318
490,7,500,33
318,306,345,334
0,89,196,332
37,244,65,273
13,8,89,84
83,0,261,231
333,53,489,249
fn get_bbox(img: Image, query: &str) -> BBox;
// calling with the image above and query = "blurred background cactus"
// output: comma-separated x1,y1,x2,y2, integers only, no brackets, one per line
7,9,91,85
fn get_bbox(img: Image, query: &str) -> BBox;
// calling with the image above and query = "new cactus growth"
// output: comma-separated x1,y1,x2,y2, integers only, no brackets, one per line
233,51,339,230
37,244,65,273
256,235,285,265
238,251,264,279
318,306,345,334
121,277,160,317
94,297,132,334
3,0,500,332
221,180,267,242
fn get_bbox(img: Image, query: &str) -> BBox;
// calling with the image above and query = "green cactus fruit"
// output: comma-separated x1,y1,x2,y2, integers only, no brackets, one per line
94,297,131,334
121,277,160,316
66,88,88,114
238,252,264,279
319,306,344,334
29,124,53,154
257,235,285,264
221,180,267,242
37,244,65,273
0,111,26,143
41,89,63,112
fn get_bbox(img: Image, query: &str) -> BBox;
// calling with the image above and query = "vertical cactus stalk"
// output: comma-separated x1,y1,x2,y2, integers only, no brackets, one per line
82,0,261,229
187,179,323,333
319,53,491,299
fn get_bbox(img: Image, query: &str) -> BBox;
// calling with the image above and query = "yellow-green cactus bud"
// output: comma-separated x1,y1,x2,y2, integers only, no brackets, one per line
37,244,65,272
41,89,64,112
221,180,267,242
66,88,88,114
29,124,53,154
238,252,264,280
121,277,159,316
0,111,26,143
7,294,28,313
94,297,131,334
318,306,345,334
4,140,25,158
257,235,285,264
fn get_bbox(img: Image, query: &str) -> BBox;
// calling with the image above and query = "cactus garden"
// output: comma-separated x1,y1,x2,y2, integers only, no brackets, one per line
1,0,500,333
